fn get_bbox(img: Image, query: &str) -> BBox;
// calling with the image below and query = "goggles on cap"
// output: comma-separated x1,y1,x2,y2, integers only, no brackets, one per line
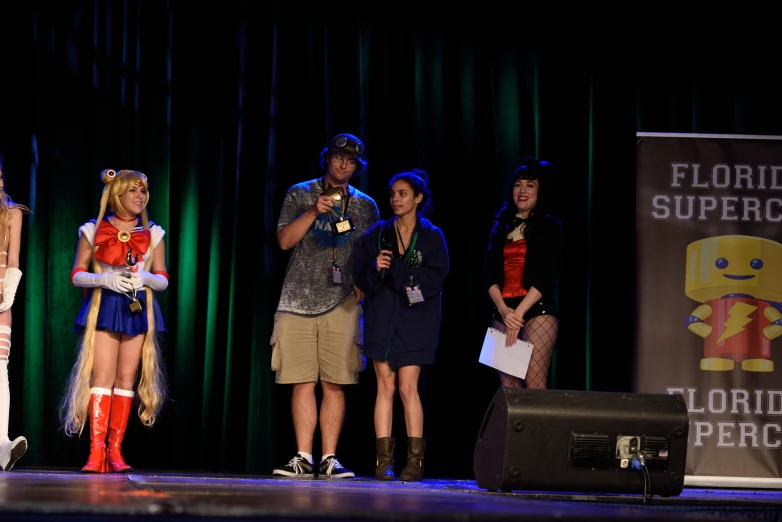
333,135,364,157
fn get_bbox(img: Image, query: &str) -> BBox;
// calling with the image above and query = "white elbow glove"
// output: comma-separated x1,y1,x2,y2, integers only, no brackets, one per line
72,270,133,294
0,267,23,313
132,270,168,292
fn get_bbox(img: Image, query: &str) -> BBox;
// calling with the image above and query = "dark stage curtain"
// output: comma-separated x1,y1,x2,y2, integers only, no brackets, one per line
0,1,778,478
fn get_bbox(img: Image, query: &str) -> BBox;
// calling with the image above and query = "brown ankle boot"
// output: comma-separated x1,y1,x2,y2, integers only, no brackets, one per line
375,437,396,480
399,437,425,482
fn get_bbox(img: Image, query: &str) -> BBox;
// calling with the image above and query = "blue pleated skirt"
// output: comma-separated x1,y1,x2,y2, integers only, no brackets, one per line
74,288,167,337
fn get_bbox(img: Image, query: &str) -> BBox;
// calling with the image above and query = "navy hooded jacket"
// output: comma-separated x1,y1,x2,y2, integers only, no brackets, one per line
353,216,449,363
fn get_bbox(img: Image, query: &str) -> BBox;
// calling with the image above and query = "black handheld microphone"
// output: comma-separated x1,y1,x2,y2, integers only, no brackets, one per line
379,226,395,280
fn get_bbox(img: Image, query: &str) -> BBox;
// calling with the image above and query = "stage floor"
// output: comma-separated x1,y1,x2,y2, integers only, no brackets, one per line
0,468,780,522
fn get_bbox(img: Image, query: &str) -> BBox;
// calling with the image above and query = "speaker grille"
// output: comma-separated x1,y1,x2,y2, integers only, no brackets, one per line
569,433,614,469
642,435,671,471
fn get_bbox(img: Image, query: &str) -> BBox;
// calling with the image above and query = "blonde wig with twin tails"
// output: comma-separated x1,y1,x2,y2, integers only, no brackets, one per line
0,168,32,232
60,169,168,436
0,168,13,231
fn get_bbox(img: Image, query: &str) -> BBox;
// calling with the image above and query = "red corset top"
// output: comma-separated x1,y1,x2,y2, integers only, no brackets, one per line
502,239,528,298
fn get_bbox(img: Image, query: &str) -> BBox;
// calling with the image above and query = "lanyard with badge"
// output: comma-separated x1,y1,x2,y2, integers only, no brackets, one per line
321,180,355,285
396,222,424,305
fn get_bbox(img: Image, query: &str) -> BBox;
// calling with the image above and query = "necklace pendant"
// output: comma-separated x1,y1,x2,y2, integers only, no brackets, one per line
128,297,143,314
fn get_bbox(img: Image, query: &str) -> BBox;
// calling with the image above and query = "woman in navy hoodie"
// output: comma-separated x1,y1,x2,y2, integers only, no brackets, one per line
354,168,449,483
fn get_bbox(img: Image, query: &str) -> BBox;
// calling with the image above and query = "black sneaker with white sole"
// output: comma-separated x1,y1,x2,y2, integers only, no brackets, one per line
272,453,315,478
318,456,355,478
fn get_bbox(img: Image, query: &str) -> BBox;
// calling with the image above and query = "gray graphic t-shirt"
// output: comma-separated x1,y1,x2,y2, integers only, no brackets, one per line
276,178,379,315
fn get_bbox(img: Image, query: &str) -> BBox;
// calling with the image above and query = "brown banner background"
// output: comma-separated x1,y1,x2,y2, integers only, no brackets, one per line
635,133,782,478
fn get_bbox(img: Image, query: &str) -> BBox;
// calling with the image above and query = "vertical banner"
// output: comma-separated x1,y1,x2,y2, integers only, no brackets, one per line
635,133,782,485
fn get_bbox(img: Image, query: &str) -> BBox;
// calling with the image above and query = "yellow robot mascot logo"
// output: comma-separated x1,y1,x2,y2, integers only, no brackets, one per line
685,235,782,372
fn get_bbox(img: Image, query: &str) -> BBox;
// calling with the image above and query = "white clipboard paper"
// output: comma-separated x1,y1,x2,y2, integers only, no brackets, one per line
478,326,534,379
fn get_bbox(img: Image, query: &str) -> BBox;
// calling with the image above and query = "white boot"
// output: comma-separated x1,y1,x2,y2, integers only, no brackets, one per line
0,325,26,471
0,436,27,471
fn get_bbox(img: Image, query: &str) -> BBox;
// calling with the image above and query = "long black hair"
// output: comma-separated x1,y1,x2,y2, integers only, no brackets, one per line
490,157,557,243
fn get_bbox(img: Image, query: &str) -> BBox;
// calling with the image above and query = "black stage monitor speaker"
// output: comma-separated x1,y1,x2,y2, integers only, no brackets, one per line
473,388,689,496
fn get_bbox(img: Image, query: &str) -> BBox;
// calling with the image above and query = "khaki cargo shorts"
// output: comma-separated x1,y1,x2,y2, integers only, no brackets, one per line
270,298,365,385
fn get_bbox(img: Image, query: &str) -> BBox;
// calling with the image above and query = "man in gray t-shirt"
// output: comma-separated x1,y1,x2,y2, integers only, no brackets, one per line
271,133,379,480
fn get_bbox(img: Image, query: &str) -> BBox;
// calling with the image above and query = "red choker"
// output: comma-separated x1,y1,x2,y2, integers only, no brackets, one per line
113,214,137,222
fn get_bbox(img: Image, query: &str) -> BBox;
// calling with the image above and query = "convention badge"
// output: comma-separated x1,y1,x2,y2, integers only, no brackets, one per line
332,262,343,285
330,216,356,235
322,186,356,236
404,276,424,305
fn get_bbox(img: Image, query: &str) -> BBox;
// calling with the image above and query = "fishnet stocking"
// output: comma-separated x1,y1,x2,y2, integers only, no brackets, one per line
493,315,558,389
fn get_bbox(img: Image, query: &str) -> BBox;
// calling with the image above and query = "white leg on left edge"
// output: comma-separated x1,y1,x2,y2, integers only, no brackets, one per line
0,325,26,471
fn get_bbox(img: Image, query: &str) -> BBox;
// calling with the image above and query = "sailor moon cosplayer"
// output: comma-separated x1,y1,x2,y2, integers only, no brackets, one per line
60,169,168,473
0,168,32,471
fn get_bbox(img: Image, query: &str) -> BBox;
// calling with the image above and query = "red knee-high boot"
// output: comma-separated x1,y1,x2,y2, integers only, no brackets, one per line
107,390,134,473
82,388,112,473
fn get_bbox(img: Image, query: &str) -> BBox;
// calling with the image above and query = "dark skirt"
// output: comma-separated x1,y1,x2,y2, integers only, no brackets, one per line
74,288,167,337
365,327,436,372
